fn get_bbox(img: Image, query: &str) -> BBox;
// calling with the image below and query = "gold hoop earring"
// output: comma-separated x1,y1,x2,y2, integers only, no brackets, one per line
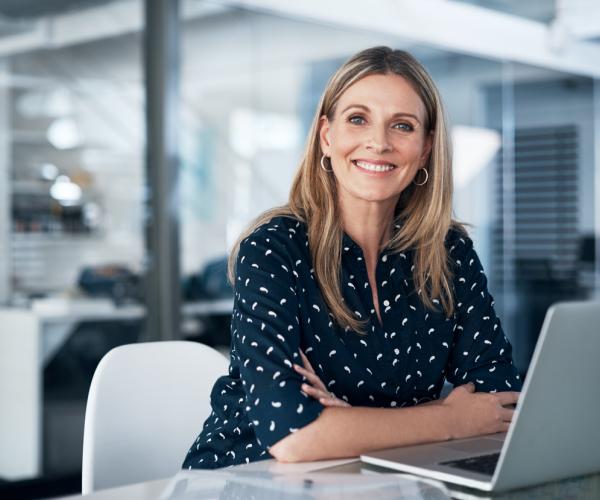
413,168,428,186
320,154,333,172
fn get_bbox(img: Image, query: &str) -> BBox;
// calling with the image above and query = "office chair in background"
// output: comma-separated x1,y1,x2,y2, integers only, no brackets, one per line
81,341,228,494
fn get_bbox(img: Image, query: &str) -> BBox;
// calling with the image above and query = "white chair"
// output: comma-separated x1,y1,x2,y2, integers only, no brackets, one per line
81,340,228,494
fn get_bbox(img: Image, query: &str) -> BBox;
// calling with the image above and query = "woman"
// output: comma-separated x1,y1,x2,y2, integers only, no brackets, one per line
183,46,521,469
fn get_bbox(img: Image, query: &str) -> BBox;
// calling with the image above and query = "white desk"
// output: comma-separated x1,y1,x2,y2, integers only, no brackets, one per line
53,458,451,499
51,458,600,500
0,299,145,480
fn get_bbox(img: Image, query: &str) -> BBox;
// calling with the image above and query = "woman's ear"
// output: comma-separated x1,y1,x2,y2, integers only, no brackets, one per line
318,115,332,156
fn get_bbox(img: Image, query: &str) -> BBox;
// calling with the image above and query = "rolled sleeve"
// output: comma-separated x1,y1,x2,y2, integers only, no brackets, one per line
231,228,323,449
446,235,522,393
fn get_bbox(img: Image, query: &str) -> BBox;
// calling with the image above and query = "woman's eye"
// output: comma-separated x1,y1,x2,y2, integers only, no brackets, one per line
348,115,365,125
393,122,414,132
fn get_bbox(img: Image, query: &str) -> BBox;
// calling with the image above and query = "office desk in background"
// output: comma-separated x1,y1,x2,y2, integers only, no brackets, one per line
53,458,600,500
0,297,233,481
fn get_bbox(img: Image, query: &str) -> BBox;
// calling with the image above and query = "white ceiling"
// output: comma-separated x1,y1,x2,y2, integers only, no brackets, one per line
0,0,599,76
453,0,557,23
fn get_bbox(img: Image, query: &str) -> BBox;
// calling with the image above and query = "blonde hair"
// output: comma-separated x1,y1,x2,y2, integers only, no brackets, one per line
228,46,464,333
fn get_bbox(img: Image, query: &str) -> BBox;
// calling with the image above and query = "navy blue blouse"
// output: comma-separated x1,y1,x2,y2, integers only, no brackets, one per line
183,216,522,469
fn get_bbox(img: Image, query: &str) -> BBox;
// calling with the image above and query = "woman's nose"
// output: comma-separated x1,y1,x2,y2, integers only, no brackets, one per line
366,126,391,153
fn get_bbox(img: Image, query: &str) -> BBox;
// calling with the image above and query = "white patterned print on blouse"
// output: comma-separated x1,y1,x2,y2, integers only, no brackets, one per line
182,216,521,469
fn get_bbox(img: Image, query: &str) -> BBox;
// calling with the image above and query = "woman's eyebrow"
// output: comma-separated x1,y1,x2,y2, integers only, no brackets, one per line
340,103,370,114
391,112,421,124
341,104,421,124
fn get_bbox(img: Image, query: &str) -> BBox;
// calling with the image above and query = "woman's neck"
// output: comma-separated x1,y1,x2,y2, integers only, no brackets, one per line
338,191,397,264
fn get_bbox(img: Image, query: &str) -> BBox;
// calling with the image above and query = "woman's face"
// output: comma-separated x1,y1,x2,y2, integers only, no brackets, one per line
319,73,432,206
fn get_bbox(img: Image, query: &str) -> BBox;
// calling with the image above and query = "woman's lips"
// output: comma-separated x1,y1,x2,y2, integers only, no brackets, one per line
352,159,398,174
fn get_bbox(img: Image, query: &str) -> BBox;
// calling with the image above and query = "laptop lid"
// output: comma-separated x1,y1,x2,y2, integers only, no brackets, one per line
492,301,600,491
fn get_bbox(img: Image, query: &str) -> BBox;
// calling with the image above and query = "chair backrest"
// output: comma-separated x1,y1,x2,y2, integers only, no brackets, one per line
81,341,228,494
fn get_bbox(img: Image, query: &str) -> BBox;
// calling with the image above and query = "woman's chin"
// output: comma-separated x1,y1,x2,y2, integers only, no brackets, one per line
346,189,402,205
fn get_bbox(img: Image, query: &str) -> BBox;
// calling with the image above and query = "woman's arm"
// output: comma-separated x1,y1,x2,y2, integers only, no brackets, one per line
270,382,519,463
229,223,327,452
270,402,450,462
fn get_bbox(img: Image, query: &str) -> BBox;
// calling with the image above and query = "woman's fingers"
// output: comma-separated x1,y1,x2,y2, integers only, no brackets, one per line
294,363,327,392
301,383,330,401
301,383,351,407
462,382,476,393
320,397,351,407
299,350,316,373
297,351,349,407
499,407,515,422
293,363,314,378
494,391,521,407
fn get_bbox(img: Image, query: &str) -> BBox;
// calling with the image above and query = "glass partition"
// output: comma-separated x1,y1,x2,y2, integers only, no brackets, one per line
485,64,598,372
178,0,600,375
0,0,145,485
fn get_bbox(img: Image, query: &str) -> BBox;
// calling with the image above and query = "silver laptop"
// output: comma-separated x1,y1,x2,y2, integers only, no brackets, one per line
361,301,600,492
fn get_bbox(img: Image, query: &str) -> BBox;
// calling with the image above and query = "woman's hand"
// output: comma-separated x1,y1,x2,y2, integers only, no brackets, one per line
294,351,351,408
441,382,520,439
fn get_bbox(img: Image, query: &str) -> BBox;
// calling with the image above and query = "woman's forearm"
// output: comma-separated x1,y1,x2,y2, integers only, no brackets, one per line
269,404,452,463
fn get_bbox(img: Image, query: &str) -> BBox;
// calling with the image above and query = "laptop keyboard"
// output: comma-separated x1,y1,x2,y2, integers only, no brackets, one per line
439,452,500,476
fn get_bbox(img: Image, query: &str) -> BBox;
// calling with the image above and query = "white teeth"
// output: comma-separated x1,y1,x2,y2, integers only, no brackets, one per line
354,160,396,172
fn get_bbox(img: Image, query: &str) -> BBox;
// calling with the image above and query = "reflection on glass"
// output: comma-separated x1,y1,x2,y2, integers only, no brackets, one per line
452,126,501,189
162,470,450,500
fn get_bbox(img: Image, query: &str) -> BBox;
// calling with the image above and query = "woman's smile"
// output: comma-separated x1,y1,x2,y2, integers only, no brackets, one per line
351,159,398,175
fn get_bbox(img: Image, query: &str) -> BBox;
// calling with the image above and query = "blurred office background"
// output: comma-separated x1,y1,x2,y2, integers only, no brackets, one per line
0,0,598,497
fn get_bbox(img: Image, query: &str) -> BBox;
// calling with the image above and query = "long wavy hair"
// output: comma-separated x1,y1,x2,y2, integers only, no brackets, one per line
228,46,464,333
